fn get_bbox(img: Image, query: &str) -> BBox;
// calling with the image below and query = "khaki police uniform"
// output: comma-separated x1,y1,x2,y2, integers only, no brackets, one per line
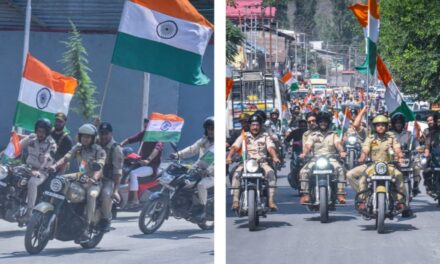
231,131,277,202
61,143,106,224
19,134,57,209
99,138,123,220
299,130,346,194
178,136,214,206
392,130,421,185
347,132,406,202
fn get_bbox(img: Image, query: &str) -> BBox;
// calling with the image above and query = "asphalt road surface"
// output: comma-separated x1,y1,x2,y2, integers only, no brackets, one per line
227,159,440,264
0,212,213,264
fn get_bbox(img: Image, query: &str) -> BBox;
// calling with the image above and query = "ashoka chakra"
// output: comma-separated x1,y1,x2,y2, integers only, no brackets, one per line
156,21,178,39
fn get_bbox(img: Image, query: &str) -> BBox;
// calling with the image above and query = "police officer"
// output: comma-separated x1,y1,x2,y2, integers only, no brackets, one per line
97,122,123,232
390,113,421,196
51,112,73,162
299,112,347,204
347,115,407,211
19,119,57,220
171,117,215,221
302,112,318,150
52,124,106,243
227,114,281,210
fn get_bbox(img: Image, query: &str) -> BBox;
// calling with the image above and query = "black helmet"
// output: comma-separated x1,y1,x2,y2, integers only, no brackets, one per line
391,113,406,126
249,114,263,126
316,112,332,124
203,116,214,136
293,105,301,111
254,110,267,123
270,108,280,116
35,118,52,136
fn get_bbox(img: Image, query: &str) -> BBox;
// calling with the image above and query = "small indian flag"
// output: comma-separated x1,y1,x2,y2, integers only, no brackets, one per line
143,112,184,142
4,132,21,159
14,54,77,131
112,0,214,85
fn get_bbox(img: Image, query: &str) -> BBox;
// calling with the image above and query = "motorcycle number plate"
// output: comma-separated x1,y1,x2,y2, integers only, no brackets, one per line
313,170,332,174
0,181,6,187
242,173,263,178
43,191,65,200
371,176,392,180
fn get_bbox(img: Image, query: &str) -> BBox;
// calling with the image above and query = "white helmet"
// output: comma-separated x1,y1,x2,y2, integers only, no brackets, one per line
78,123,97,136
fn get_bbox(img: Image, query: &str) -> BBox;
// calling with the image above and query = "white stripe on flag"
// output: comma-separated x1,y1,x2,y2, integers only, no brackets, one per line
147,120,184,133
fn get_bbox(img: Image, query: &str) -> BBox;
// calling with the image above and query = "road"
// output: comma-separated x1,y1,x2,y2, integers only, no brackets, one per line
0,212,213,264
227,160,440,264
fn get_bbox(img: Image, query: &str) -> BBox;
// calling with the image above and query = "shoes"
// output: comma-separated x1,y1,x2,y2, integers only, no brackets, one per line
336,194,346,204
300,194,310,205
101,218,111,233
231,201,239,210
358,202,366,210
268,200,278,211
75,228,91,244
412,187,421,197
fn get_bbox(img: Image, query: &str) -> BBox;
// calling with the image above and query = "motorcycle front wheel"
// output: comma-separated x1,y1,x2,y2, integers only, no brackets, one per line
138,198,168,234
348,150,355,170
319,186,329,223
24,211,51,255
377,192,386,234
248,189,257,231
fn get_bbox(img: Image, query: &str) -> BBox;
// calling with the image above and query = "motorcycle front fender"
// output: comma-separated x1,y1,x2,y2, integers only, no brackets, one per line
149,191,164,201
376,186,387,193
33,202,54,214
318,179,328,187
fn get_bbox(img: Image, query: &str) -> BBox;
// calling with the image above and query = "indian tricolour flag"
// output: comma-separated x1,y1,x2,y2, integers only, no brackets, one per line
377,57,415,121
112,0,214,85
280,71,298,91
143,112,184,142
367,0,380,75
14,54,77,131
3,132,21,159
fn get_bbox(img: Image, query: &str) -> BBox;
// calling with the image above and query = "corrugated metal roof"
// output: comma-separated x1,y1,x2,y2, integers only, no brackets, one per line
0,0,214,33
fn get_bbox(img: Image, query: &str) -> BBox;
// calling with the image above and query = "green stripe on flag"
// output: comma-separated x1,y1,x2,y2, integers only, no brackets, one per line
200,151,214,165
390,101,415,121
355,56,368,75
112,32,210,86
367,38,377,76
14,102,56,131
290,82,299,91
143,131,181,142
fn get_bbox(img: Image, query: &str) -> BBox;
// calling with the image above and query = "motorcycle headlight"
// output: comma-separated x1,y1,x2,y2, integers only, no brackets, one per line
375,162,387,175
421,157,427,166
0,166,7,180
348,136,357,145
50,178,63,192
316,158,329,169
246,159,259,173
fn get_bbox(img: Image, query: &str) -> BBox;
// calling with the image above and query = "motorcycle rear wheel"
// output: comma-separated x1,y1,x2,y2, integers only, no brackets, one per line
377,192,386,234
138,198,168,234
319,186,329,223
248,189,257,231
348,151,355,170
24,211,51,255
80,228,104,249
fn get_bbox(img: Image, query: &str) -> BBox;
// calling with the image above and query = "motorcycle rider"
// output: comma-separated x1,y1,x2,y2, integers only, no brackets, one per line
18,118,57,220
347,115,408,211
227,114,281,210
266,108,282,134
302,112,318,150
97,122,124,232
299,112,347,204
120,118,164,207
170,117,214,221
50,113,73,162
51,124,106,243
390,113,421,196
226,113,249,148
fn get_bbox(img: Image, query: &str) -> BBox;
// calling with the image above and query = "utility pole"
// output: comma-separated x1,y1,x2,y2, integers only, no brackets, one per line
269,5,273,71
275,21,278,67
304,34,308,78
294,34,298,78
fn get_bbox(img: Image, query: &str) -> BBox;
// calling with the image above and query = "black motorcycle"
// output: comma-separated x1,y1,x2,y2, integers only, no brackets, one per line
24,163,106,254
399,150,414,210
302,155,343,223
138,159,214,234
428,146,440,205
345,134,361,170
0,164,37,226
287,141,302,193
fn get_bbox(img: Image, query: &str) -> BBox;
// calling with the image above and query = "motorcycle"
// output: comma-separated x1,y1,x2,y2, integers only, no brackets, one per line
234,158,271,231
345,134,361,170
138,150,214,234
24,163,106,254
111,148,161,218
399,150,414,211
287,141,302,193
428,146,440,205
355,161,405,233
0,164,39,227
302,155,343,223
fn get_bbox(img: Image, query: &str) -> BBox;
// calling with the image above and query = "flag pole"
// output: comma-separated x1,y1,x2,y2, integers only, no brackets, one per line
99,64,114,118
142,72,150,129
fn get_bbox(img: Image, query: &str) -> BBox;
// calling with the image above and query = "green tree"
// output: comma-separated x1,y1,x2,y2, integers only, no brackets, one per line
293,0,317,38
60,21,98,121
380,0,440,102
226,19,245,64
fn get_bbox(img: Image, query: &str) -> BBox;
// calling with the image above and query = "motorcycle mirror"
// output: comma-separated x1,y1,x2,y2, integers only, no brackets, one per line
91,162,102,172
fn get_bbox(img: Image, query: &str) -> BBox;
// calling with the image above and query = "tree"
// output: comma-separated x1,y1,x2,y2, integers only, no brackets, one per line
380,0,440,103
263,0,289,29
293,0,317,38
226,19,245,64
61,21,98,121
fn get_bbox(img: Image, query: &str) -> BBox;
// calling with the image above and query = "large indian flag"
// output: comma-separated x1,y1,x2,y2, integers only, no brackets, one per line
367,0,380,76
112,0,214,85
14,54,77,131
377,57,415,121
143,112,184,142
